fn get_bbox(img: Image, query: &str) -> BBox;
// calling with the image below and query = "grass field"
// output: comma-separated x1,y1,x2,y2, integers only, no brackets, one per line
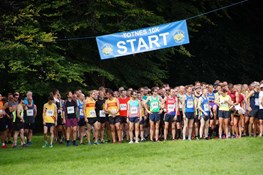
0,136,262,175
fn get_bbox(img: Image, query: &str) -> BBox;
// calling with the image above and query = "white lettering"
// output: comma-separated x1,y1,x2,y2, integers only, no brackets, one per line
127,39,136,52
159,32,169,46
148,35,160,48
137,37,149,51
117,41,127,54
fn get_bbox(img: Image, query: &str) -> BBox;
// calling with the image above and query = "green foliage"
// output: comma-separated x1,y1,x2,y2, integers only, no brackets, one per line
0,0,262,95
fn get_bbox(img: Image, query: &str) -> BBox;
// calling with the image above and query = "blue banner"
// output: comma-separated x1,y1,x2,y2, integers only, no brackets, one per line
96,20,190,60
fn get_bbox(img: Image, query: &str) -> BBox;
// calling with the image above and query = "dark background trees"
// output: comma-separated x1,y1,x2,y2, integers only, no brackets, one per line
0,0,262,95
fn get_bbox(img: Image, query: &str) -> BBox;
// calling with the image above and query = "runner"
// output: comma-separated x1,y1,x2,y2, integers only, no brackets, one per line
194,86,202,139
42,96,57,148
96,90,108,143
13,96,27,148
207,84,219,138
144,87,163,142
217,88,233,139
198,88,212,139
258,84,263,137
5,93,15,144
53,90,64,144
176,86,185,139
127,91,142,143
118,90,130,141
162,89,178,140
77,93,86,144
182,86,195,140
138,92,146,142
84,90,100,145
0,94,8,148
24,97,37,145
63,91,78,146
246,83,259,136
104,89,121,143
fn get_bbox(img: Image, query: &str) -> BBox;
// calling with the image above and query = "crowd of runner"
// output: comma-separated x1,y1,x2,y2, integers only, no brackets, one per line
0,80,263,148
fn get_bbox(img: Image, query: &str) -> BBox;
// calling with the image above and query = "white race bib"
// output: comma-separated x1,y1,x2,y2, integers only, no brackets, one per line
0,110,3,114
167,104,175,112
79,109,84,116
67,106,75,114
255,98,259,106
130,107,138,115
204,104,209,111
58,110,62,114
187,100,194,108
151,102,158,109
26,109,34,116
89,110,96,117
120,104,127,111
99,110,106,117
46,110,54,117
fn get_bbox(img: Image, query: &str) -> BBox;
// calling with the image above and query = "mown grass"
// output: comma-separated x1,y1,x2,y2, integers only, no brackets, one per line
0,136,262,175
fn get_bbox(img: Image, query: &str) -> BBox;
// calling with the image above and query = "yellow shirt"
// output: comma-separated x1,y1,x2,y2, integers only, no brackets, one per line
43,103,56,123
219,95,231,111
85,98,96,118
106,98,119,117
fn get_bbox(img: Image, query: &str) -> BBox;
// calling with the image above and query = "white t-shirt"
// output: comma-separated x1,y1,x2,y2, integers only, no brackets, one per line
259,91,263,109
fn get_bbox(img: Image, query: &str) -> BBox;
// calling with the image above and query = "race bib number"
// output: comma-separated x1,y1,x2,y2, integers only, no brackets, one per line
26,109,34,116
255,98,259,106
79,109,84,116
67,106,75,114
167,104,175,112
120,104,127,111
99,110,106,117
204,104,209,111
187,100,194,108
89,110,96,117
151,102,158,109
46,110,54,117
130,107,138,115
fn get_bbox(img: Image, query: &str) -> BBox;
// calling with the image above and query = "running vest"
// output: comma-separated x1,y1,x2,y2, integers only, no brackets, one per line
64,99,77,119
119,97,129,117
139,98,145,117
85,98,96,118
207,92,215,102
24,104,35,123
194,93,201,115
165,96,176,115
228,91,236,103
201,96,210,115
44,103,56,123
185,94,194,113
77,99,85,119
128,99,140,118
177,94,184,111
106,97,119,117
55,98,62,118
219,95,231,111
250,91,259,109
149,96,160,112
96,98,106,117
13,104,24,123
